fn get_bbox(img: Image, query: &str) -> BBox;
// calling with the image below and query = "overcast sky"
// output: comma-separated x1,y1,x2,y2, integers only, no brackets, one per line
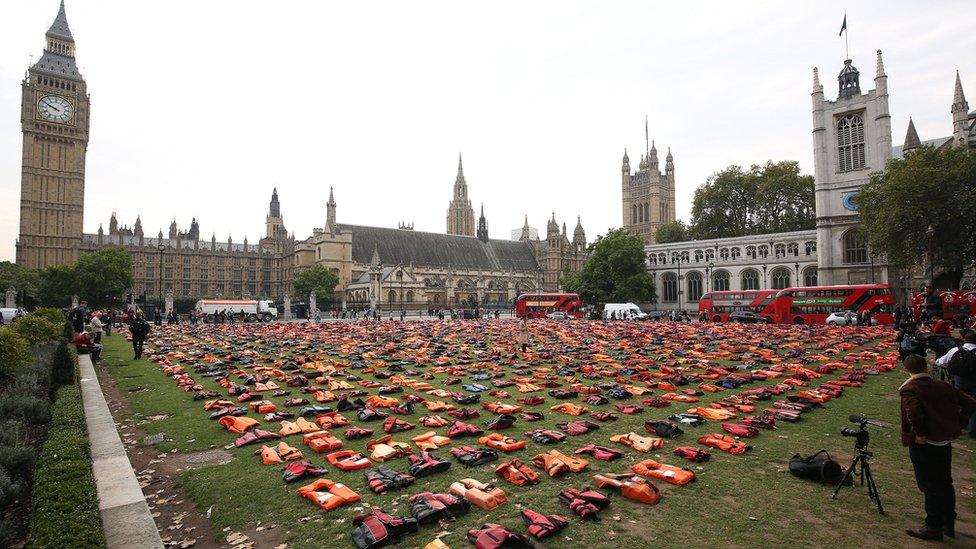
1,0,974,261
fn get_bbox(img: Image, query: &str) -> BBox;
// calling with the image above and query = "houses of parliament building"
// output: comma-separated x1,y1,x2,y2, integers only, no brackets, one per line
15,2,587,309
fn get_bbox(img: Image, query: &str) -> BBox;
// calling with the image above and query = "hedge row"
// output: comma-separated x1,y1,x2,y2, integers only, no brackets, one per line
26,382,105,548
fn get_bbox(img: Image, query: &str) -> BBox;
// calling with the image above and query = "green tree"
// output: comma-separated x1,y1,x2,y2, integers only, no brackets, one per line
856,146,976,288
562,229,656,303
37,265,77,308
0,262,39,306
655,220,689,243
294,265,340,303
74,247,133,307
689,161,814,239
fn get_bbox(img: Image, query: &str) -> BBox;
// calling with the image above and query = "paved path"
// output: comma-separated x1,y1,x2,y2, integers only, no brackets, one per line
78,354,164,549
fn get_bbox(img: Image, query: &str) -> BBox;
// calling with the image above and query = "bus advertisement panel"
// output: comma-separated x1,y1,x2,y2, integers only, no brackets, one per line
515,293,584,319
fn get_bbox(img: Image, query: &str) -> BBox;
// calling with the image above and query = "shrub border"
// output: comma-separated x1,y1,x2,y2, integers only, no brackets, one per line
25,372,105,548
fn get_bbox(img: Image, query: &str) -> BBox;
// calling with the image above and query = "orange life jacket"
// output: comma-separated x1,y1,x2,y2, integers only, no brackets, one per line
449,478,508,510
478,433,526,452
697,433,749,455
412,431,452,451
204,399,235,411
315,412,351,430
296,417,321,433
313,390,337,403
422,400,455,412
482,402,522,415
531,450,589,476
257,442,303,464
297,478,361,511
279,420,301,437
631,459,696,486
326,449,372,471
366,434,413,462
366,395,400,408
303,431,343,453
218,415,259,434
419,415,450,427
550,403,589,416
609,432,664,453
495,459,540,486
687,407,736,421
592,473,660,505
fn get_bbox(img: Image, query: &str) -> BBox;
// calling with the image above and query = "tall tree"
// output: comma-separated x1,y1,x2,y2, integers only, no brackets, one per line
562,229,656,303
74,247,133,306
37,265,77,307
689,161,814,239
655,220,689,243
856,146,976,287
294,265,340,303
0,261,39,305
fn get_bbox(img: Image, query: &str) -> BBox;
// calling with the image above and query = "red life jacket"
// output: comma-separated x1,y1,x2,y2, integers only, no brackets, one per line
673,446,711,462
350,507,418,549
520,509,569,540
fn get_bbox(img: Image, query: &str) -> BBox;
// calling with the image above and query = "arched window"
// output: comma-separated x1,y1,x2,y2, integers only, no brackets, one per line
770,267,791,290
843,229,868,264
805,241,817,256
758,245,769,258
731,247,741,260
694,250,704,262
746,246,756,259
406,290,415,303
632,205,638,224
741,269,760,290
658,253,666,264
774,243,786,258
705,249,715,261
643,203,649,222
388,290,396,303
787,242,799,257
681,251,689,262
712,270,730,291
662,273,678,302
803,266,818,286
720,248,730,261
687,272,703,301
837,114,866,172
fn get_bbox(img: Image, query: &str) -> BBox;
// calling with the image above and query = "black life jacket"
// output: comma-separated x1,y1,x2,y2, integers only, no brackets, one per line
407,451,452,478
350,508,419,549
483,414,517,430
450,445,499,467
344,427,374,440
408,491,471,524
282,460,328,483
364,467,416,494
644,420,683,439
358,406,388,422
524,429,566,444
520,509,569,540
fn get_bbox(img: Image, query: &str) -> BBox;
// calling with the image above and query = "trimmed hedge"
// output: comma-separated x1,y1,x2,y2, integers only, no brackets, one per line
26,383,105,549
0,329,32,377
9,316,61,346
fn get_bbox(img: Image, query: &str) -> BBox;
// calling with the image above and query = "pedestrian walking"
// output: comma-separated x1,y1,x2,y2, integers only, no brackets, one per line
129,311,151,360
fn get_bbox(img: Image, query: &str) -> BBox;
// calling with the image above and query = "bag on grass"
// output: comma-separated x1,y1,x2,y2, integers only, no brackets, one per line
350,507,418,549
788,449,848,485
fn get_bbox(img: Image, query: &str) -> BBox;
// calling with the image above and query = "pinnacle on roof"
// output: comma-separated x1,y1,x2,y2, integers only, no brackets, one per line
903,117,921,151
954,70,967,107
875,49,886,79
813,67,822,93
838,59,861,100
457,153,464,176
574,216,585,235
327,186,336,206
666,147,673,161
46,0,73,42
523,214,529,228
370,245,381,268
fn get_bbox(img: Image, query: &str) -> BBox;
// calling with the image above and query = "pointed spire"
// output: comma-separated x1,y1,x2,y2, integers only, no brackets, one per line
457,152,464,176
370,245,380,268
903,118,921,152
327,186,336,206
644,115,649,154
813,67,823,93
875,50,886,78
523,214,529,229
46,0,73,42
954,70,967,107
666,146,673,161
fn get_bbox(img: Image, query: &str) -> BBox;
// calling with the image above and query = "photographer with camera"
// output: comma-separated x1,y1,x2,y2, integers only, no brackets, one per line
937,331,976,437
895,322,926,361
899,354,976,541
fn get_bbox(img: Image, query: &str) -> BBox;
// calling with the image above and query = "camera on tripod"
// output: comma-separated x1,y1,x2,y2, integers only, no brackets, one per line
839,414,876,449
832,413,888,514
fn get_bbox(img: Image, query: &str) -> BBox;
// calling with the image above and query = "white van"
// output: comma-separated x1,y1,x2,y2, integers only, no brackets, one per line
603,303,647,320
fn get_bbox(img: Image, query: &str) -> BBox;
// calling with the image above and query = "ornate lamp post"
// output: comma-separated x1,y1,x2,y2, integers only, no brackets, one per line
706,261,714,293
673,252,684,312
926,224,935,286
762,263,768,290
794,262,800,287
157,242,166,312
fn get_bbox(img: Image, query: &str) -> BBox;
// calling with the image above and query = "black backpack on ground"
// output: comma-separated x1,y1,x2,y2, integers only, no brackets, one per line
350,508,418,549
788,449,848,485
948,347,976,379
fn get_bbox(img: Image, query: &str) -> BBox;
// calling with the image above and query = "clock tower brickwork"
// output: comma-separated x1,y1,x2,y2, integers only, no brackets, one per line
16,1,90,269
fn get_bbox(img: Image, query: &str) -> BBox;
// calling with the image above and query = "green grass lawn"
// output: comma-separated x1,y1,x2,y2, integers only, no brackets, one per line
100,325,976,548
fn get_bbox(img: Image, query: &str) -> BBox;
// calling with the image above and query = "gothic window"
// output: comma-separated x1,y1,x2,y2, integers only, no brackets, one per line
805,241,817,256
758,245,769,258
803,267,818,286
658,253,666,264
662,273,678,302
694,250,704,262
632,205,638,224
741,269,760,290
843,229,868,264
712,270,731,291
687,272,703,301
787,242,799,257
746,246,757,259
730,247,741,260
388,290,396,303
837,113,866,172
705,249,715,262
406,290,415,303
681,251,689,262
774,243,786,258
719,248,729,261
770,267,791,290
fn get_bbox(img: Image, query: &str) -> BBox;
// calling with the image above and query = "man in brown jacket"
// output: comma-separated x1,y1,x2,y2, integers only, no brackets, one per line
900,354,976,540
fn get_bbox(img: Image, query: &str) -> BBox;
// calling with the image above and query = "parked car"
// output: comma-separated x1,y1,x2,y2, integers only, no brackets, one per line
825,311,878,326
547,311,570,320
728,311,771,324
645,311,668,321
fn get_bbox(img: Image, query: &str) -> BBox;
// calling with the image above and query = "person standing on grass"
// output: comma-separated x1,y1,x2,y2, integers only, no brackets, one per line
517,319,530,353
900,354,976,541
130,311,151,360
938,331,976,438
90,313,104,344
68,300,88,333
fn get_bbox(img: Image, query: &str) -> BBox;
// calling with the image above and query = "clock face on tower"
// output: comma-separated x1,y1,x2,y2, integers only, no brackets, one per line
37,95,73,123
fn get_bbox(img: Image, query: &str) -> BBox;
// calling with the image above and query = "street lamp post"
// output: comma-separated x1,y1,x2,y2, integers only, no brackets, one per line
674,253,684,312
794,262,800,287
926,225,935,286
706,261,713,293
157,242,166,314
762,263,767,290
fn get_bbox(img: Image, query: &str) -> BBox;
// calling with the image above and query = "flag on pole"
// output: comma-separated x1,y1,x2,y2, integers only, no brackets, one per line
839,13,847,36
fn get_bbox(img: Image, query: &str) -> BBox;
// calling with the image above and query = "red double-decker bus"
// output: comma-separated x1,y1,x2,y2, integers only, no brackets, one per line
697,290,777,322
515,293,584,319
771,284,895,325
911,290,976,324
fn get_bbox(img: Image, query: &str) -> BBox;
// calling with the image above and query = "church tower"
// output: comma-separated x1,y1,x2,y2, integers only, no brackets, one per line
265,187,285,239
811,50,892,285
620,119,675,245
16,1,90,269
446,154,475,236
476,204,489,243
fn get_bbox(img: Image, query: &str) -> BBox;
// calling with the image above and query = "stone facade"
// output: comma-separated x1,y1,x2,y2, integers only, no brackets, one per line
620,123,675,244
446,155,475,237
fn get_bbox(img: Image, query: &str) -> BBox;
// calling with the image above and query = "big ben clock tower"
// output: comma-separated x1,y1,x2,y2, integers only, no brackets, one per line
16,1,90,269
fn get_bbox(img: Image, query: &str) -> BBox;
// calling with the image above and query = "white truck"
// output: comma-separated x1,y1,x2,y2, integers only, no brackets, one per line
603,303,648,320
195,299,278,322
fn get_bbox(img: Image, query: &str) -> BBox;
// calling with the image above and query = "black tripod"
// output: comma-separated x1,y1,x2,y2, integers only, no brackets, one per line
832,443,885,514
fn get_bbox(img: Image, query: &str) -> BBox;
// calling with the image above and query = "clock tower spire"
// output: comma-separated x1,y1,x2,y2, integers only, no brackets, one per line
16,1,90,269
